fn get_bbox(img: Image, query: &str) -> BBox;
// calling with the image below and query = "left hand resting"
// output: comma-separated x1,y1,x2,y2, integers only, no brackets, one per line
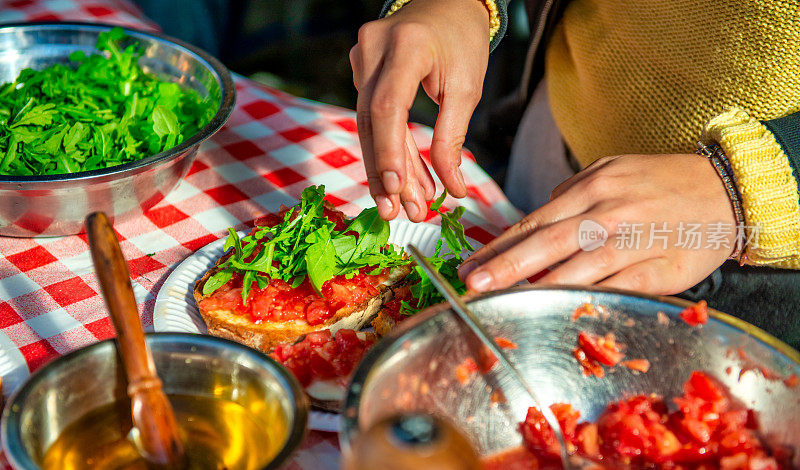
459,154,738,295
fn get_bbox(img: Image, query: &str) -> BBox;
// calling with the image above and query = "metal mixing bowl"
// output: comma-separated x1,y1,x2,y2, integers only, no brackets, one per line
1,333,308,470
0,23,235,237
342,286,800,464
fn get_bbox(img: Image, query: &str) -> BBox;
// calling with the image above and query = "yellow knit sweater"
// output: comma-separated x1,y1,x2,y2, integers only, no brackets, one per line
546,0,800,268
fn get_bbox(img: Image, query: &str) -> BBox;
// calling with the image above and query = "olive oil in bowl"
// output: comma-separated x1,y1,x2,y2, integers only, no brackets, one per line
41,394,288,470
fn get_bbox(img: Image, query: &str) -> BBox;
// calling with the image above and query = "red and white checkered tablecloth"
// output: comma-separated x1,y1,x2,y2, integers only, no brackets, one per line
0,1,522,468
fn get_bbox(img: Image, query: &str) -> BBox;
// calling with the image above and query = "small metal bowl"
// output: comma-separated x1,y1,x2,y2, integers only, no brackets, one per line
1,333,308,470
0,23,235,237
342,286,800,464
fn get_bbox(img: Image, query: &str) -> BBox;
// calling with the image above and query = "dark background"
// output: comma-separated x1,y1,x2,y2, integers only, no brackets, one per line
132,0,531,187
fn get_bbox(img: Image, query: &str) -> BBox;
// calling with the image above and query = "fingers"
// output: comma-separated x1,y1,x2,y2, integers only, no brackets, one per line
368,32,434,198
533,242,646,286
349,44,362,90
459,182,598,279
400,152,427,222
407,127,435,201
462,216,587,292
365,155,401,219
355,32,393,217
596,257,673,294
429,86,479,199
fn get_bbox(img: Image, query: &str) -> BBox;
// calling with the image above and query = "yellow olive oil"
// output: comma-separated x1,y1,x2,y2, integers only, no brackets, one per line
41,394,288,470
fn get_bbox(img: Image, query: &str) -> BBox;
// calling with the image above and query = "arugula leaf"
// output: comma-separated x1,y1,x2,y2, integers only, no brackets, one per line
305,225,338,295
10,102,57,128
399,194,472,316
202,269,233,296
342,207,390,263
152,105,180,140
333,235,358,262
430,190,447,211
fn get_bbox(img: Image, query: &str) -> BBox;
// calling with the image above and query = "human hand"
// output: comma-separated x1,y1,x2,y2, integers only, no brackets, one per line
459,154,737,295
350,0,490,221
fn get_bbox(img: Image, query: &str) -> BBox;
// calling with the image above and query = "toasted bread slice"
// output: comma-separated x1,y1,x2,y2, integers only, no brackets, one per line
371,283,414,336
194,259,412,353
371,309,399,337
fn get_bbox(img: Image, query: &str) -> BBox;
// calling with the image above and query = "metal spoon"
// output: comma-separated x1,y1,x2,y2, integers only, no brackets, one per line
407,244,573,468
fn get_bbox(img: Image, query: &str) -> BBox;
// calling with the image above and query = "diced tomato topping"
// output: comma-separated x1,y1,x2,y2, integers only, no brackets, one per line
456,339,520,385
489,391,507,405
784,374,799,388
455,358,479,385
685,371,725,403
572,303,598,321
577,331,625,366
622,358,651,373
519,405,567,458
495,337,518,349
269,329,374,387
380,284,413,323
476,345,499,373
489,370,792,470
200,268,387,326
573,347,605,378
680,300,709,326
481,447,543,470
575,423,600,458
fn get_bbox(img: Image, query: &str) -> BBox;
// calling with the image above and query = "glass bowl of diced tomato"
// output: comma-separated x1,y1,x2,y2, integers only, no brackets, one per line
341,286,800,469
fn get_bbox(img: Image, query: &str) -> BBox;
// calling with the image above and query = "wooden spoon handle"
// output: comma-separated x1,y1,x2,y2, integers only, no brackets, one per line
87,212,154,383
86,212,185,467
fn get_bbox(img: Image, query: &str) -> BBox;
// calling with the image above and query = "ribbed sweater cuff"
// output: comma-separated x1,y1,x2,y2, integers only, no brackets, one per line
703,108,800,268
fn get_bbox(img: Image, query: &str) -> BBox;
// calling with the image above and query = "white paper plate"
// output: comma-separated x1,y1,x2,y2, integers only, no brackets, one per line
0,329,30,399
152,219,480,431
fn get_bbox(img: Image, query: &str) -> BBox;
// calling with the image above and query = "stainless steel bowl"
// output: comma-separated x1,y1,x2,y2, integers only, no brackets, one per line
0,23,235,237
1,333,308,470
342,286,800,464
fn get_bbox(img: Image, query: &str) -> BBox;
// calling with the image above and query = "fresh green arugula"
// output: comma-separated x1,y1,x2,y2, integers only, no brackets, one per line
0,27,213,176
400,190,473,316
202,185,409,303
202,186,475,311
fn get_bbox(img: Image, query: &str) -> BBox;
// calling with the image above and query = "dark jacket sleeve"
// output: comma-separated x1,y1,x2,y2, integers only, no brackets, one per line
762,111,800,188
378,0,509,52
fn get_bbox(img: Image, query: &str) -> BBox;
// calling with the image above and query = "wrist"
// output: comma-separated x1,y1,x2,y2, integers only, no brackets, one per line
383,0,498,42
695,141,746,263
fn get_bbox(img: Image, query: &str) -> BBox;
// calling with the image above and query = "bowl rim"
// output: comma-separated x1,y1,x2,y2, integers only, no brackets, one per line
339,284,800,455
0,332,308,470
0,22,236,185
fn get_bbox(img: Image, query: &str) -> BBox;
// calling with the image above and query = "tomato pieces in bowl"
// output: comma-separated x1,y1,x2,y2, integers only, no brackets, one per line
485,371,791,469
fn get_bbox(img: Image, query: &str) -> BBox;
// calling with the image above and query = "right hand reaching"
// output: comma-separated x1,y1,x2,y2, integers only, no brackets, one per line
350,0,491,221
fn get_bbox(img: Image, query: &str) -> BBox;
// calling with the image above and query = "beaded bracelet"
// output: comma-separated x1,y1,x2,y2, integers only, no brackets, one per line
696,141,747,263
384,0,501,42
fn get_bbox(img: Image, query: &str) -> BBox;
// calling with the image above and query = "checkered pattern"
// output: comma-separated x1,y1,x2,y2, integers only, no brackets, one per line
0,1,522,468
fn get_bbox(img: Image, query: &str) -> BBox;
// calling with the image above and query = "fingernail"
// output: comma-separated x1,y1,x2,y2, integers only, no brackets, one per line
458,260,478,279
469,269,492,291
403,201,420,220
381,171,401,194
375,195,393,215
